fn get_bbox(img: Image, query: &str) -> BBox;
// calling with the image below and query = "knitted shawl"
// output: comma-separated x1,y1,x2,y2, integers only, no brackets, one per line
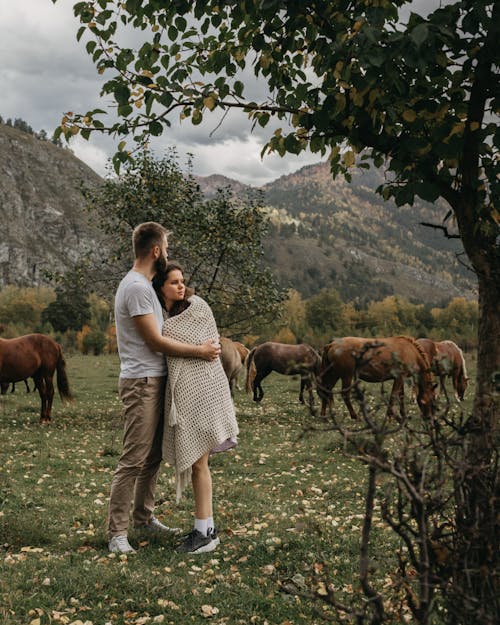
162,295,239,501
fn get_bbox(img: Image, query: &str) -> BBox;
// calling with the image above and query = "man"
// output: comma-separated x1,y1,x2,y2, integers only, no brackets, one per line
108,222,221,554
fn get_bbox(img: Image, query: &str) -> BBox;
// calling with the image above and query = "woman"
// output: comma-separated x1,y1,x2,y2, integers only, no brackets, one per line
153,262,239,554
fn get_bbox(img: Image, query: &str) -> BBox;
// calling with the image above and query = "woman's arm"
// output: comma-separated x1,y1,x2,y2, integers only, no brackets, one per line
133,313,220,360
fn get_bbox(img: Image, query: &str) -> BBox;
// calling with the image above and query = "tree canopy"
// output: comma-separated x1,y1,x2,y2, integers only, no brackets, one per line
57,1,497,209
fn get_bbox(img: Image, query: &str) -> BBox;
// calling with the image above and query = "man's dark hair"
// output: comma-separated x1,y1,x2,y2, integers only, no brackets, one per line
132,222,170,258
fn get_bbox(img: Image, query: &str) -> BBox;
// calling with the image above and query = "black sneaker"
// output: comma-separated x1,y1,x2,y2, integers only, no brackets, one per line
175,529,218,554
208,527,220,548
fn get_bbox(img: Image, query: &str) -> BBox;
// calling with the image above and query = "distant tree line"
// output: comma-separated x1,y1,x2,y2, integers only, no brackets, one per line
0,284,478,356
0,114,63,146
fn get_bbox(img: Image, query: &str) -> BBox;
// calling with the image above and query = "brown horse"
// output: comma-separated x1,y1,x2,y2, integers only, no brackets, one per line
220,337,249,395
417,338,468,402
0,333,73,423
245,342,321,411
317,336,436,420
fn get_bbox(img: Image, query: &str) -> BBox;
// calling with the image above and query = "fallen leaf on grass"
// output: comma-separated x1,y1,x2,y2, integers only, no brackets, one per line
157,599,179,610
21,546,44,553
201,605,219,617
316,582,328,596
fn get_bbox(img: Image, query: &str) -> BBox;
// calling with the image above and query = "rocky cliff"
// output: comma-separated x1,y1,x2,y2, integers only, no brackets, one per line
0,124,103,286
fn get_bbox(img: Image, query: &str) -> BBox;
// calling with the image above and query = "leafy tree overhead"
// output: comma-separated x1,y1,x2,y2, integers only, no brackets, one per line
84,150,284,336
56,1,498,623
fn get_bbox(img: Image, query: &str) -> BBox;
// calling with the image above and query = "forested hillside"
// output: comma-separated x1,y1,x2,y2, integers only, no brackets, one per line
197,163,476,304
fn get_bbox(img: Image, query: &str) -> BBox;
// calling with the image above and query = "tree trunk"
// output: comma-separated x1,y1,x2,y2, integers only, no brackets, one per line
449,268,500,624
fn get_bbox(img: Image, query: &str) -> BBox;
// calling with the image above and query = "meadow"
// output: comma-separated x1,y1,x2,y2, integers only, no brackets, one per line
0,353,475,625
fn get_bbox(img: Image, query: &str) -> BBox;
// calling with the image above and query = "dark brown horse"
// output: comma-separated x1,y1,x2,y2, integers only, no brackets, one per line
245,342,321,411
0,334,73,423
417,338,468,402
1,378,31,395
317,336,436,420
220,337,250,396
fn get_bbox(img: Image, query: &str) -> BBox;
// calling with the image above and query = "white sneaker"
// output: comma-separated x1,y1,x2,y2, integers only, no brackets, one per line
108,535,136,554
140,515,181,535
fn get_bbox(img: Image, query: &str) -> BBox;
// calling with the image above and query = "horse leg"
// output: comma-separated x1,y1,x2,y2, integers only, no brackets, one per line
307,376,315,415
299,376,306,404
300,374,315,414
44,375,55,423
440,375,450,404
33,374,48,424
253,371,268,402
341,376,358,420
452,372,460,402
388,378,405,420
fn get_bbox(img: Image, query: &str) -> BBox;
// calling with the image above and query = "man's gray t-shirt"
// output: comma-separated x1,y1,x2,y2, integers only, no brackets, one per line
114,270,167,378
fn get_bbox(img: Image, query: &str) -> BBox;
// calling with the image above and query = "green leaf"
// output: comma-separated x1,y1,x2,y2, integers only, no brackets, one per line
411,23,429,48
114,84,131,105
284,134,301,154
192,109,203,125
175,16,187,32
257,112,270,127
149,120,163,136
117,104,133,117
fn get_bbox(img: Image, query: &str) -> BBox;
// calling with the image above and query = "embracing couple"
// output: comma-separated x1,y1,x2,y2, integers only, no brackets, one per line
107,222,238,555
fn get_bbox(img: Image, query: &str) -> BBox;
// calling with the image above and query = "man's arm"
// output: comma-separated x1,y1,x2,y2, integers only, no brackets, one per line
133,313,220,361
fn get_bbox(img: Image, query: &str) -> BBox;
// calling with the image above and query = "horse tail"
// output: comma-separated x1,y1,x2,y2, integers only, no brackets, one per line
56,347,73,402
245,348,257,394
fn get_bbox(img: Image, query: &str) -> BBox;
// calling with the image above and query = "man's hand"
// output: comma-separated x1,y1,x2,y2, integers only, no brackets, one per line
198,339,221,361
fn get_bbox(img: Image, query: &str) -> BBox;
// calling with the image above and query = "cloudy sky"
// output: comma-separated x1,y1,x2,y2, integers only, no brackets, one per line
0,0,432,185
0,0,326,185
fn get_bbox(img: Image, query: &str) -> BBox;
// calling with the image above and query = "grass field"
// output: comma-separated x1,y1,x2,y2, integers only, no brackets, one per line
0,352,475,625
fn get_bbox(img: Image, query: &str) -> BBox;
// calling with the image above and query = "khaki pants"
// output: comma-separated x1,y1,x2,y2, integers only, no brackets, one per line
107,376,166,539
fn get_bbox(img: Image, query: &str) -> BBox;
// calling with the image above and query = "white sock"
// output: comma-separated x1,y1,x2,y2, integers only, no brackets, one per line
207,516,214,535
194,518,208,535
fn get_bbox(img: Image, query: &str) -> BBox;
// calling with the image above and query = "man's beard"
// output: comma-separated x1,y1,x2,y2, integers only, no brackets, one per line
154,254,168,276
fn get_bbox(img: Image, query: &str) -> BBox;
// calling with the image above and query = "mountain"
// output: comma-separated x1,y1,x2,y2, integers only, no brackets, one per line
196,163,476,304
0,123,103,285
0,122,476,304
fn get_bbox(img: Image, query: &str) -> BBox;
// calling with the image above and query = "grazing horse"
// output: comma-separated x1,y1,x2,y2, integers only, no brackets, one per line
220,337,249,395
1,379,31,395
417,338,468,402
245,342,321,411
317,336,435,420
0,333,73,423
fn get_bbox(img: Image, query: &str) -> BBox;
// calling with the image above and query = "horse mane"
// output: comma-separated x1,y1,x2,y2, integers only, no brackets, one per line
441,340,468,379
396,335,433,383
